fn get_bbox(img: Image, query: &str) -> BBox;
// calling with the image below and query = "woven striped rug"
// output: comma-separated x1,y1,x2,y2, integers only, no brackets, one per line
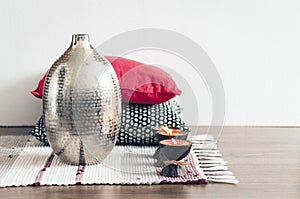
0,135,238,187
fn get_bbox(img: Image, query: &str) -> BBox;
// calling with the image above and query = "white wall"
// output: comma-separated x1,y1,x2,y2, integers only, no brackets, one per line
0,0,299,126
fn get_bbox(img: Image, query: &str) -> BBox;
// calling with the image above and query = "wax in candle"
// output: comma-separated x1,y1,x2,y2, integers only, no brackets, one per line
160,139,191,146
155,126,188,144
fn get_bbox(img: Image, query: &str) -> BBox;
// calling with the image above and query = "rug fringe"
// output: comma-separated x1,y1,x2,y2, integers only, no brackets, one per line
189,135,239,184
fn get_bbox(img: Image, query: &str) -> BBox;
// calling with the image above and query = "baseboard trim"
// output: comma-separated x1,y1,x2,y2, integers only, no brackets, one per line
0,126,34,135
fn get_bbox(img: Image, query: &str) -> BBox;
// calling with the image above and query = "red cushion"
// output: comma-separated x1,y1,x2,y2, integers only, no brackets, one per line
31,56,182,104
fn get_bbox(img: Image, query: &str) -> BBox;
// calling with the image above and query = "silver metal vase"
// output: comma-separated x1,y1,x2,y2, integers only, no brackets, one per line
43,34,121,165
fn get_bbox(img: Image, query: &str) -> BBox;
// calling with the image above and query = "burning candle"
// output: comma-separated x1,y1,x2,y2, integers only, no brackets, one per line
154,127,188,159
155,126,188,143
156,138,192,167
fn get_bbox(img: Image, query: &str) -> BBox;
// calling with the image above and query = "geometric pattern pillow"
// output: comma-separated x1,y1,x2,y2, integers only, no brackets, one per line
118,99,189,145
29,98,189,146
29,114,48,145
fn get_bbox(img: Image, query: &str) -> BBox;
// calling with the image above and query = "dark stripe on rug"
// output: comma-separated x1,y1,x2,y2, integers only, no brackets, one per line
75,165,85,184
33,151,55,186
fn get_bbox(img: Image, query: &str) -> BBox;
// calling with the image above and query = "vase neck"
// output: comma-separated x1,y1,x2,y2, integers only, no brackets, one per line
71,34,90,47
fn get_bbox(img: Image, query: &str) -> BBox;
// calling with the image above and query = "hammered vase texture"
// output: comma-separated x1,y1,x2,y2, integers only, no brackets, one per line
43,34,121,165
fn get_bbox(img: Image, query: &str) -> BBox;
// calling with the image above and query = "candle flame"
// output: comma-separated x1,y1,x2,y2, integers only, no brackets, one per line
161,126,173,135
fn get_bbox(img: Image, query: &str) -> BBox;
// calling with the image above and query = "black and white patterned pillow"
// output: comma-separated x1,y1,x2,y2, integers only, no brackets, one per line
29,115,48,145
29,98,189,146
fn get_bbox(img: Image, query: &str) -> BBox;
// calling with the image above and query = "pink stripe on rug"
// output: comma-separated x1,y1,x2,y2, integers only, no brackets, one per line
33,151,55,186
75,165,85,184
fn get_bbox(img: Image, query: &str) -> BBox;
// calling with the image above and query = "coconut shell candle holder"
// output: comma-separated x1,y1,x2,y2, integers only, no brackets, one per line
154,126,188,159
157,139,192,177
156,138,192,167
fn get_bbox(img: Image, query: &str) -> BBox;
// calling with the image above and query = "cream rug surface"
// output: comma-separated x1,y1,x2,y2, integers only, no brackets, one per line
0,135,238,187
